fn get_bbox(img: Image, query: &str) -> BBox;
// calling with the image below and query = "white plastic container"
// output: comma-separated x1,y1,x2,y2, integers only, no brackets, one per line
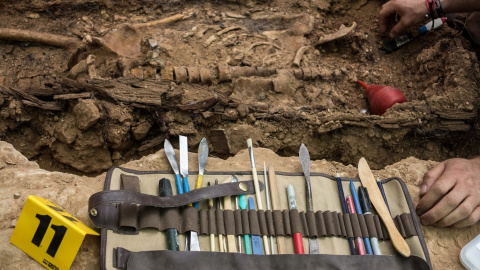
460,234,480,270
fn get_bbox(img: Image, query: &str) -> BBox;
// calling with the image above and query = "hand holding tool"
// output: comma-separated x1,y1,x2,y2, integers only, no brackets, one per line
158,178,179,251
381,17,447,54
246,138,270,255
357,80,407,116
248,197,264,255
268,166,287,254
336,173,356,255
349,180,372,255
346,195,366,255
299,144,319,254
287,184,304,254
358,157,410,257
194,138,208,208
359,186,382,255
164,139,183,195
239,195,252,254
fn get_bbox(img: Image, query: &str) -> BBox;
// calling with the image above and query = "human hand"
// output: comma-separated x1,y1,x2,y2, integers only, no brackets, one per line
416,157,480,228
379,0,429,38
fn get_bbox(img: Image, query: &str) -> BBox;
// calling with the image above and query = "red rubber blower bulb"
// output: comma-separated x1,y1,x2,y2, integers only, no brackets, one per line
357,80,408,115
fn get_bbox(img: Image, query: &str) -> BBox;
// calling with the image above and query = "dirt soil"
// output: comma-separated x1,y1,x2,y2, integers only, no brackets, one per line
0,0,479,175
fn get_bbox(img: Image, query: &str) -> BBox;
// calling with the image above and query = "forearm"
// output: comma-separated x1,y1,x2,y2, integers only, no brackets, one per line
440,0,480,13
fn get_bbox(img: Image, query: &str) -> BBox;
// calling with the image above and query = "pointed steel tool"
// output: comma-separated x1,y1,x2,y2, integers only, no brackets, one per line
215,179,225,252
194,137,209,208
299,143,319,254
179,135,191,197
263,162,275,254
230,175,242,253
158,178,179,251
358,157,410,257
179,135,200,251
164,139,183,195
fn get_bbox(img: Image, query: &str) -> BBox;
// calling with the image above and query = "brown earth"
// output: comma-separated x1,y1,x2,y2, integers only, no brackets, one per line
0,0,479,175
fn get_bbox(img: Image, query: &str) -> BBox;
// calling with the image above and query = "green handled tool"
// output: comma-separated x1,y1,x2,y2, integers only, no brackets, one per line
239,195,252,254
158,178,179,251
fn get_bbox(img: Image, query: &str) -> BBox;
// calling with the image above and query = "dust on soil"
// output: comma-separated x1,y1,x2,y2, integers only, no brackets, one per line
0,0,479,175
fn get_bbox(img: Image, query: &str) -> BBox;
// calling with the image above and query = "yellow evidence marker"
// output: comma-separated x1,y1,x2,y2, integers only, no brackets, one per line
10,195,99,270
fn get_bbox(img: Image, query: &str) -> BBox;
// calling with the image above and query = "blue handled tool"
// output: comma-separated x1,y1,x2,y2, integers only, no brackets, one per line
248,197,264,255
164,139,183,195
350,180,373,255
359,186,382,255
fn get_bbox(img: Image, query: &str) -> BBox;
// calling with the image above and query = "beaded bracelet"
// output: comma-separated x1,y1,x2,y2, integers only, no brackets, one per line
425,0,446,18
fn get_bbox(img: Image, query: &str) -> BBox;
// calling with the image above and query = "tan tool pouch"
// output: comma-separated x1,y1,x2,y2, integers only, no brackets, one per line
88,167,431,270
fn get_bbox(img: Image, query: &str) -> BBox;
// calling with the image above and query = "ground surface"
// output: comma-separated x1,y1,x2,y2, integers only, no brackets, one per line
0,0,479,175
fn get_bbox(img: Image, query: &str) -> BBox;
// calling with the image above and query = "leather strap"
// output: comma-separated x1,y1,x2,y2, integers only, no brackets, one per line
113,247,431,270
89,180,263,229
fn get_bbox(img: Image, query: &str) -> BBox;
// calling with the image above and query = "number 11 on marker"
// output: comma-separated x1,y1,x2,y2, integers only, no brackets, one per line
10,195,98,270
32,214,68,258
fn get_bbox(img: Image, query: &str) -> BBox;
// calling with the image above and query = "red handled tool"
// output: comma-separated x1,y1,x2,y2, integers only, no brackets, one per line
287,184,305,254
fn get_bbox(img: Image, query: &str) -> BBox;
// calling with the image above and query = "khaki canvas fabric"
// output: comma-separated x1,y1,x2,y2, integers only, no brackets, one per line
94,167,430,270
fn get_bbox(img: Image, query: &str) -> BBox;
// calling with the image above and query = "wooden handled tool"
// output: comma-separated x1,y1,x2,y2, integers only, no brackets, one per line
223,176,238,253
358,157,411,257
268,166,287,254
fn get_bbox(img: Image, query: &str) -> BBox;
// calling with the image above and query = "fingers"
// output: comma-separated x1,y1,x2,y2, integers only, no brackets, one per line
420,185,470,225
452,207,480,228
416,170,456,217
417,158,480,227
420,161,446,196
389,19,409,38
433,196,479,227
379,2,396,33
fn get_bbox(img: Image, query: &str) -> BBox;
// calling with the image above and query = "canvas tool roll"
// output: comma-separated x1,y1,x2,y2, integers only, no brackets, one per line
88,167,432,270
